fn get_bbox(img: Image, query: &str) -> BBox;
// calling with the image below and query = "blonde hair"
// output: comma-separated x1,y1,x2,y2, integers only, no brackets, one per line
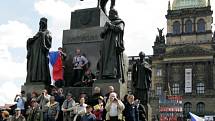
2,111,9,118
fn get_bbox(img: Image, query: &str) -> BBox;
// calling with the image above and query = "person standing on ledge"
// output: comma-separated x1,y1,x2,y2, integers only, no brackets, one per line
72,48,88,86
26,17,52,85
100,9,125,81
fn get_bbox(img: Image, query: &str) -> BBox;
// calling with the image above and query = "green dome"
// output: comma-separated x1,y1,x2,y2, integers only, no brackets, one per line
172,0,207,10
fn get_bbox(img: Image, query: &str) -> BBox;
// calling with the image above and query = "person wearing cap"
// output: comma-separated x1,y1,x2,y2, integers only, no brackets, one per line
11,108,26,121
61,93,76,121
81,105,96,121
93,96,104,121
26,99,40,121
14,90,27,116
37,89,50,121
1,111,9,121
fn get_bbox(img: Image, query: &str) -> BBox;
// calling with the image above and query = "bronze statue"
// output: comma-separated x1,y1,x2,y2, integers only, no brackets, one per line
100,9,125,81
155,28,165,44
26,17,52,85
213,30,215,41
81,0,115,14
98,0,115,14
132,52,152,105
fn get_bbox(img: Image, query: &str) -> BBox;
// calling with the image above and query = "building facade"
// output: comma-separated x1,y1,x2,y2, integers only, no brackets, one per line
151,0,215,119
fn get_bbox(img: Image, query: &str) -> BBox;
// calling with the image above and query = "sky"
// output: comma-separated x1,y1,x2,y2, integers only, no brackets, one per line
0,0,215,106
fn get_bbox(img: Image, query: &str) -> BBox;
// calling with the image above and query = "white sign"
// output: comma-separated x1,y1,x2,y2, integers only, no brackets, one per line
205,116,214,121
185,68,192,93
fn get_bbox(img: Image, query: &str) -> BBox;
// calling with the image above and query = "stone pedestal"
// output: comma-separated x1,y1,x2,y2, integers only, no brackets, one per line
21,82,46,95
93,79,127,99
63,87,92,100
63,7,109,85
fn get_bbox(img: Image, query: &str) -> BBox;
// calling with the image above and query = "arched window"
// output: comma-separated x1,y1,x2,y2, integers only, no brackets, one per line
196,102,205,113
172,83,180,95
185,20,193,33
173,21,181,34
197,19,206,32
196,83,205,94
184,102,192,113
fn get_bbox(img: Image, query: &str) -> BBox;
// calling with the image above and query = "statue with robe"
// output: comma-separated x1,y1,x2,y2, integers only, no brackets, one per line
80,0,116,15
132,52,152,105
26,17,52,85
98,0,115,14
100,9,125,81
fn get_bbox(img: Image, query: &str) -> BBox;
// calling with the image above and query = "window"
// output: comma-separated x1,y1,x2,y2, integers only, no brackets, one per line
196,102,205,113
184,102,192,113
156,86,162,96
156,69,162,77
197,19,206,32
185,20,193,33
173,21,181,34
196,83,205,94
128,72,132,81
172,83,180,95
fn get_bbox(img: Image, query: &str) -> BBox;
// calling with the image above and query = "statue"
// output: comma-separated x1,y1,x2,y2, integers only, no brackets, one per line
26,17,52,85
155,28,165,44
81,0,115,14
98,0,115,14
213,30,215,41
132,52,152,105
100,9,125,81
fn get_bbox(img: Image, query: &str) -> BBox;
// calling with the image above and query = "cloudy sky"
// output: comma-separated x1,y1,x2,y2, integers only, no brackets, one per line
0,0,215,105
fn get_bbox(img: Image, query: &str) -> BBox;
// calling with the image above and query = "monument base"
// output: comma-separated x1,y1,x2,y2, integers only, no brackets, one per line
21,82,47,95
93,79,127,99
63,87,92,100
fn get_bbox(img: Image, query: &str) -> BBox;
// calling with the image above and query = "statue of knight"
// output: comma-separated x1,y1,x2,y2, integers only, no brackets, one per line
80,0,115,14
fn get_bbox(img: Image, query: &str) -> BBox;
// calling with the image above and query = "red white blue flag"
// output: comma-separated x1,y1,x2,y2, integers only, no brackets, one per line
49,51,63,82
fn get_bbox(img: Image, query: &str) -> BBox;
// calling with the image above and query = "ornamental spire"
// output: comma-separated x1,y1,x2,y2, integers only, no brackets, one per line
168,0,171,10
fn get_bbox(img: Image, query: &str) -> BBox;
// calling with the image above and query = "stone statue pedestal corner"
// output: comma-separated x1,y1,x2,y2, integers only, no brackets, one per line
93,79,127,99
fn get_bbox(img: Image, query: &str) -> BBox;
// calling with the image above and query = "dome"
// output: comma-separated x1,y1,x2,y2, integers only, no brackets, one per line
172,0,207,10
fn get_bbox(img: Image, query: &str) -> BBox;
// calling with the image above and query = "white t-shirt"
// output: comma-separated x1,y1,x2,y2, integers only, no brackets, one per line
109,103,118,117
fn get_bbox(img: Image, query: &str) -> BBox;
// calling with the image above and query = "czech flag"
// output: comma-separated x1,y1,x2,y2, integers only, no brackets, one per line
189,112,205,121
49,51,63,82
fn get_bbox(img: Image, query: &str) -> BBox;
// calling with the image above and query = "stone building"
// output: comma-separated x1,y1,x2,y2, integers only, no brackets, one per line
151,0,215,119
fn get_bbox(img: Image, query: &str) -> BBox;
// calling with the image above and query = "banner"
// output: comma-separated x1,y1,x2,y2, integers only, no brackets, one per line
185,68,192,93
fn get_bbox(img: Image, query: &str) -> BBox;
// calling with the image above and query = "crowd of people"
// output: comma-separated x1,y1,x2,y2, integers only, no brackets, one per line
0,86,147,121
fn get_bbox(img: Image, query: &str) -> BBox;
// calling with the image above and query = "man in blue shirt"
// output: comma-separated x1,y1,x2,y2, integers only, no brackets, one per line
81,105,96,121
14,91,26,116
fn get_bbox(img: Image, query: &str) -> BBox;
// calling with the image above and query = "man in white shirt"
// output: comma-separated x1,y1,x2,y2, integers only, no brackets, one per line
72,48,88,86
